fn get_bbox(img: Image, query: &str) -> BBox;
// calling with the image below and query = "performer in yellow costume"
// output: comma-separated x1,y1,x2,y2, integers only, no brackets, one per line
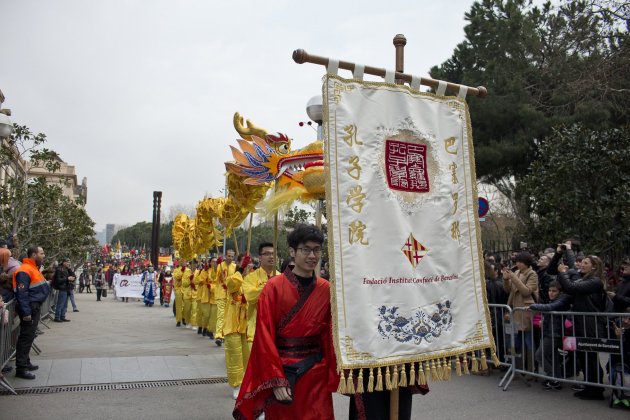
224,256,252,399
196,261,213,337
242,242,278,349
181,262,195,329
189,261,200,331
173,263,186,327
214,249,236,346
207,257,219,339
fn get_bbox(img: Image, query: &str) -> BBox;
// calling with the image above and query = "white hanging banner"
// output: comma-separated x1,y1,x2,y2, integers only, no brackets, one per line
410,75,421,91
327,59,340,75
353,64,365,80
436,80,447,96
323,74,495,378
458,85,468,99
384,69,395,84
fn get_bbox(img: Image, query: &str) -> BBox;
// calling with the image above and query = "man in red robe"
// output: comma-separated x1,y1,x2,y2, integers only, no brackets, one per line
233,224,338,420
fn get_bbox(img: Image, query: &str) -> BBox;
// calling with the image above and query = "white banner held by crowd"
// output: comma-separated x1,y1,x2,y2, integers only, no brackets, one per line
324,74,496,387
114,274,145,298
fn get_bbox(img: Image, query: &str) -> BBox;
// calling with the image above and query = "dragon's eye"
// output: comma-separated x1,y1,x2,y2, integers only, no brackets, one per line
277,143,289,155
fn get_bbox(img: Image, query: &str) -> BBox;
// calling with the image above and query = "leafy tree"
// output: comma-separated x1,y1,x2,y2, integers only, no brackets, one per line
520,125,630,254
111,220,173,249
111,222,153,248
0,124,97,265
430,0,629,223
284,206,314,228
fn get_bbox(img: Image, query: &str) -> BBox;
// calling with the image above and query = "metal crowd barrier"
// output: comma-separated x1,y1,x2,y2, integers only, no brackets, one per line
0,299,20,395
488,304,630,401
39,289,58,330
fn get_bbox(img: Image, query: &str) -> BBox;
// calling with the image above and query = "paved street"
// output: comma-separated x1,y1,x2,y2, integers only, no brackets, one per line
1,292,627,419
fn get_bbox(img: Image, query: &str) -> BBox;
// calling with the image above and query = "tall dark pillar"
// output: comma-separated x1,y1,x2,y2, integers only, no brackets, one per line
151,191,162,267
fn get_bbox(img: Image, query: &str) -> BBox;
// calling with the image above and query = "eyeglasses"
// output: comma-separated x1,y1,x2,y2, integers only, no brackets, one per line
260,252,275,257
297,247,322,256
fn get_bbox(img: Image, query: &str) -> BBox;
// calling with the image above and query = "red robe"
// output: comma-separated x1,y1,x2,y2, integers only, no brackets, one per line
233,270,339,420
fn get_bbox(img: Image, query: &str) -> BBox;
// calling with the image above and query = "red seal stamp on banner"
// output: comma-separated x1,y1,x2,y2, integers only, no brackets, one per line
385,139,430,193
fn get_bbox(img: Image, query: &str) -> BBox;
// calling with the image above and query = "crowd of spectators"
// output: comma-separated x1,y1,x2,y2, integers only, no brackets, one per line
484,240,630,406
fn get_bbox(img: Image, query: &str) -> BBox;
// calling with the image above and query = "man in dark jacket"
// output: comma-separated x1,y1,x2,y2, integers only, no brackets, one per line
13,246,50,379
53,258,75,322
609,260,630,312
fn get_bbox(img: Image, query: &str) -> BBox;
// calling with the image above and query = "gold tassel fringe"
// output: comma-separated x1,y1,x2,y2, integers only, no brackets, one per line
445,358,452,381
409,362,416,386
392,365,399,389
418,362,426,385
481,352,488,371
337,370,347,394
463,355,470,375
492,350,501,367
367,368,374,393
471,354,479,373
456,355,462,376
399,364,407,387
431,359,439,381
375,367,383,391
347,370,356,394
356,369,364,394
385,366,392,390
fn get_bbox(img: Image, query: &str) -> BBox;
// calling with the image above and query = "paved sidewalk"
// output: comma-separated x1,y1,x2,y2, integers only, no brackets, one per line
6,291,226,389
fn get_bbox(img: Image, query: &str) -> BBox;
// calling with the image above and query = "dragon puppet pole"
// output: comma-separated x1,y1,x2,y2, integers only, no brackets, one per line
233,231,239,257
212,223,221,256
246,212,254,255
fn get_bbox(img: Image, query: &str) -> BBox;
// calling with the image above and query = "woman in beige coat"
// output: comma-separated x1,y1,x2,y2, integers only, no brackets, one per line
502,252,539,370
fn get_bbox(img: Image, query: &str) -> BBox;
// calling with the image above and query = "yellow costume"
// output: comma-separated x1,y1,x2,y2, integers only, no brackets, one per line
190,268,200,328
207,266,218,334
181,266,194,327
196,267,212,333
173,266,185,324
214,261,236,340
224,269,250,388
242,267,278,348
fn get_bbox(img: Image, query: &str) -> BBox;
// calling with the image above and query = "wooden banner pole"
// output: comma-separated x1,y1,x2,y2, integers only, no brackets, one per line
246,212,254,255
388,33,407,420
292,48,487,97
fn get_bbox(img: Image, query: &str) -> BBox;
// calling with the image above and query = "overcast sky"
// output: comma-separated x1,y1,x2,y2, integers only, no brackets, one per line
3,0,477,231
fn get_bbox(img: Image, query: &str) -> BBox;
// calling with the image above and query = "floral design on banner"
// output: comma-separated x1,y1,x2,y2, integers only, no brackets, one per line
377,300,453,344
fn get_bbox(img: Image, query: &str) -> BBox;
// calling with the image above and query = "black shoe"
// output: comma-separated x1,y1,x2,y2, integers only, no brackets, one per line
543,380,561,390
15,370,36,380
208,332,214,340
202,328,207,337
73,309,79,312
26,364,39,371
53,319,63,323
182,321,187,326
215,338,223,347
61,319,71,322
197,327,203,335
2,365,13,374
176,322,181,327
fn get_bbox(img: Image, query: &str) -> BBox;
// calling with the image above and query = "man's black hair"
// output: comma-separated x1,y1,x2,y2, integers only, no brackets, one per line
27,246,41,258
258,242,274,255
0,239,6,248
514,251,534,267
287,224,324,249
548,280,561,290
